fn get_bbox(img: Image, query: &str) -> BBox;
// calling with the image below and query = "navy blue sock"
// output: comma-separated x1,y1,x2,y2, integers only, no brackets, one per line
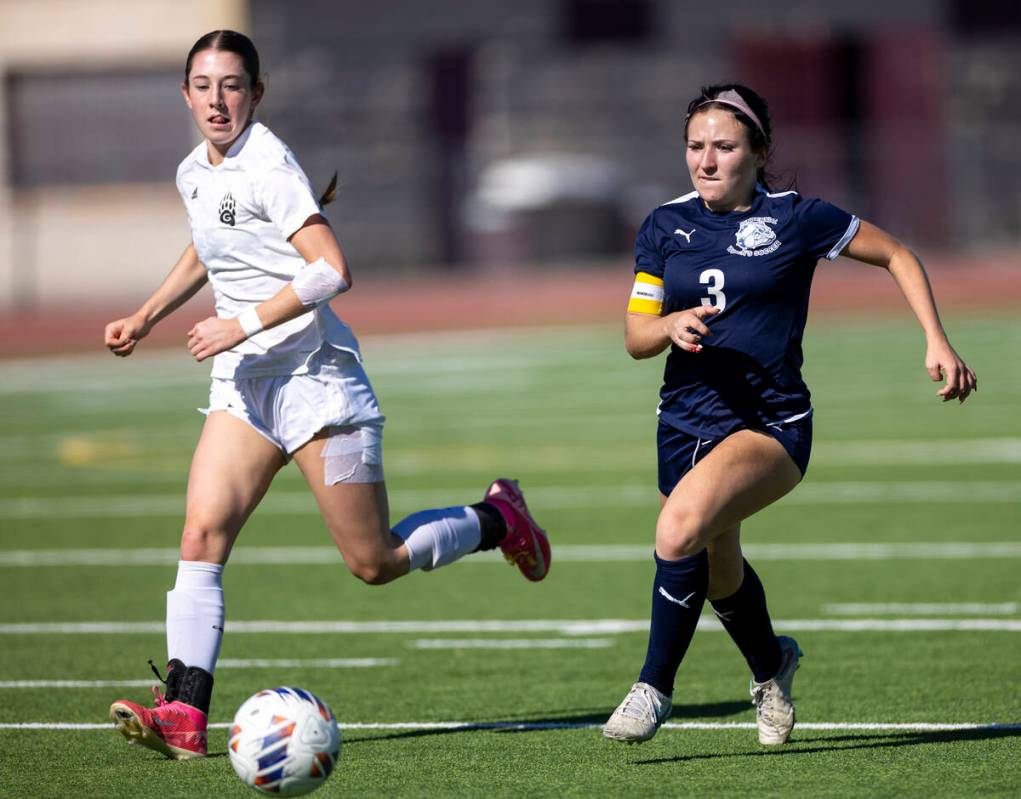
637,550,709,697
708,559,782,683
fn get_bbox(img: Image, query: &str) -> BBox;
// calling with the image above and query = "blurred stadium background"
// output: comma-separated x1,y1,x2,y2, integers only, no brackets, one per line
0,6,1018,794
0,0,1019,347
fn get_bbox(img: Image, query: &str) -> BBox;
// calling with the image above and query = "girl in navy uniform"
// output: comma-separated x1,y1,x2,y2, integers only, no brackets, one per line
603,84,975,745
105,30,550,761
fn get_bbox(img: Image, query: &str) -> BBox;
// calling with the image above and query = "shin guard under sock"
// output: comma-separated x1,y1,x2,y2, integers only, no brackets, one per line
709,559,782,682
637,550,709,697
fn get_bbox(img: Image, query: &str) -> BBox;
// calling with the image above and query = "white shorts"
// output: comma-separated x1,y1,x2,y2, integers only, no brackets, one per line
201,347,385,463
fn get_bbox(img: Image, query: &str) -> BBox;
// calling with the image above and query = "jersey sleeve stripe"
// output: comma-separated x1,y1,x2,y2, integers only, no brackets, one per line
826,216,860,260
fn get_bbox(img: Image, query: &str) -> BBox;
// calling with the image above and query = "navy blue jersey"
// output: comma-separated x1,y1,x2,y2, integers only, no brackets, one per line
633,187,858,438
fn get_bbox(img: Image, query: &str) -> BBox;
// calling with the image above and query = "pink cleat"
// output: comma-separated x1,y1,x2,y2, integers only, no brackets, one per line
110,689,208,759
110,661,212,759
484,478,551,581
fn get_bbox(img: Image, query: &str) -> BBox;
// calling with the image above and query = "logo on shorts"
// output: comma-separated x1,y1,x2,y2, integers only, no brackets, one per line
727,217,781,257
218,192,236,227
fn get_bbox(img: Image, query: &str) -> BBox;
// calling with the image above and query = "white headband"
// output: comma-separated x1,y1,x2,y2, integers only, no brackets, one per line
689,90,766,139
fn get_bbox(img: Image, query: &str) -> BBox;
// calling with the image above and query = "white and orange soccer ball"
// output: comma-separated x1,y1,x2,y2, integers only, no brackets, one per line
228,687,341,797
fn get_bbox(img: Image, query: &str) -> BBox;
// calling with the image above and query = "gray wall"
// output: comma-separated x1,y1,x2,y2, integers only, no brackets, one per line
248,0,1021,272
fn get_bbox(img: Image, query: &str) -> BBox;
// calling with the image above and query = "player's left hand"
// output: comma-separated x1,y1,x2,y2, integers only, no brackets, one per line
925,340,977,403
187,317,246,362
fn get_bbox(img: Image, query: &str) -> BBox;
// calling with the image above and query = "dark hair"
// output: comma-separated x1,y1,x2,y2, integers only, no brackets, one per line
684,83,789,192
183,31,337,207
185,30,260,86
318,172,338,207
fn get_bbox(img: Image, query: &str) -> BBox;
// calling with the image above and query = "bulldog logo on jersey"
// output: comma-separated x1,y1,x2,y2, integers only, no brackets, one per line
728,216,781,257
218,192,236,227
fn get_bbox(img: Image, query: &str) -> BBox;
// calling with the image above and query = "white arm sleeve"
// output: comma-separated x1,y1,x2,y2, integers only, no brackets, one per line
291,257,350,307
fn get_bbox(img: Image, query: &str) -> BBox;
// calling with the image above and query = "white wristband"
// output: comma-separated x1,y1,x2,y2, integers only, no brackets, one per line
291,257,350,307
237,307,264,337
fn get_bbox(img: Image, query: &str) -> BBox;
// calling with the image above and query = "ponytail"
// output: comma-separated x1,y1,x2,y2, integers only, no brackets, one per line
318,172,338,207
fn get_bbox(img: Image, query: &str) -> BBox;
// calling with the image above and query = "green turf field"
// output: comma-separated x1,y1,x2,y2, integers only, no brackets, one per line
1,314,1019,798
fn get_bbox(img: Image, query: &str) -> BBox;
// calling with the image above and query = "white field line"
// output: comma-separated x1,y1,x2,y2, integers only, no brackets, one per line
3,436,1021,471
825,602,1019,616
216,658,398,668
0,355,204,396
1,481,1019,520
0,329,611,396
3,721,1019,732
411,638,612,650
790,482,1021,503
3,321,1016,387
812,438,1021,465
2,618,1020,635
0,680,155,689
4,542,1021,568
0,659,399,688
6,432,1021,462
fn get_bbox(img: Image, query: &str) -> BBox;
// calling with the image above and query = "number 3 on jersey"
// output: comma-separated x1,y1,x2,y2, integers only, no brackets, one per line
699,268,726,311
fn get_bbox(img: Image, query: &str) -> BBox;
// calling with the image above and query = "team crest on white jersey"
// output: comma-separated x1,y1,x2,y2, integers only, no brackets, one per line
728,216,781,257
218,192,236,227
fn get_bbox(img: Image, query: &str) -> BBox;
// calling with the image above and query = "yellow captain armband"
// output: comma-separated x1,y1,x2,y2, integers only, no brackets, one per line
627,272,665,315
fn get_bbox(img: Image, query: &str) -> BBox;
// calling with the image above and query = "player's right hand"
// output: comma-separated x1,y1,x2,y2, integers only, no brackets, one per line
663,305,720,353
104,313,151,357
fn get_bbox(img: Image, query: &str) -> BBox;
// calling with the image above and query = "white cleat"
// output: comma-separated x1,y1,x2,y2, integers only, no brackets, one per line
750,635,803,745
602,682,672,743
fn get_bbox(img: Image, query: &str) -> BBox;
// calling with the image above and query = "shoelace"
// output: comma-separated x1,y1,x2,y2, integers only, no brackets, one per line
752,682,788,726
619,686,660,723
148,659,168,706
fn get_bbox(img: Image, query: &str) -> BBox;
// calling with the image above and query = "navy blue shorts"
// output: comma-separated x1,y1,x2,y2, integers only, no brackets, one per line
657,417,812,497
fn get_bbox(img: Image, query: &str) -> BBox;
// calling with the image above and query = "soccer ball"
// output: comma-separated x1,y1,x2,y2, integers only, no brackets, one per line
228,687,341,796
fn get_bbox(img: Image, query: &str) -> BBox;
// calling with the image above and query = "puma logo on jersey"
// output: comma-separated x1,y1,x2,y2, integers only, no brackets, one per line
674,228,695,243
218,192,236,227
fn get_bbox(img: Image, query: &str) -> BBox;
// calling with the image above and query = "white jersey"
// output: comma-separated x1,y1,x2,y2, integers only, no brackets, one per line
176,122,361,379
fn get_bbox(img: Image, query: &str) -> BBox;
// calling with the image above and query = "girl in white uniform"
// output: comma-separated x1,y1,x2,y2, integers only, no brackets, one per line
106,30,550,761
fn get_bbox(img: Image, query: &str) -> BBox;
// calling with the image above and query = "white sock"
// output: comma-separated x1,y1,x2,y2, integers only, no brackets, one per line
166,560,225,674
394,507,482,572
